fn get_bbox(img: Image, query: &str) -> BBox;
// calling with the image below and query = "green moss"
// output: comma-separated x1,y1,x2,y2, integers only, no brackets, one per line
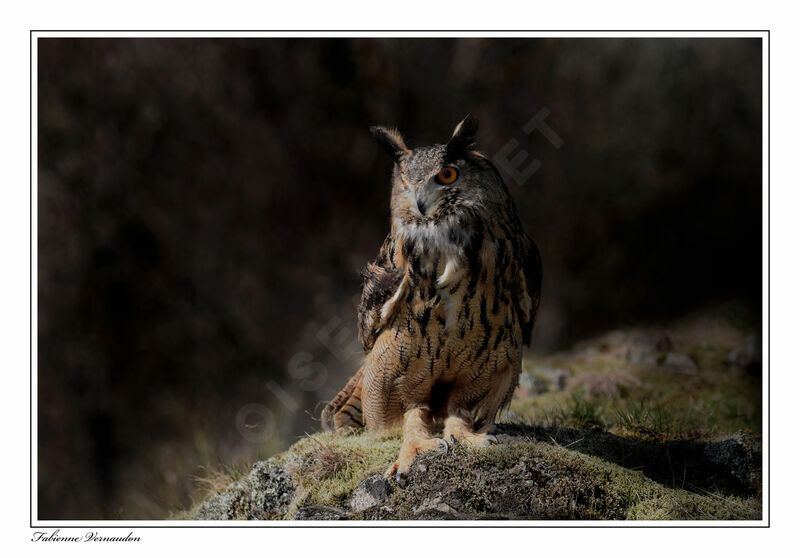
513,349,761,441
283,430,401,508
626,492,761,520
562,448,759,520
188,428,761,520
384,438,760,520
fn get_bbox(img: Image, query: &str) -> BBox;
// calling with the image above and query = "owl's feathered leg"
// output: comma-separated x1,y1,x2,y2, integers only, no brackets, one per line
442,359,515,445
443,410,498,447
321,368,365,431
384,406,448,485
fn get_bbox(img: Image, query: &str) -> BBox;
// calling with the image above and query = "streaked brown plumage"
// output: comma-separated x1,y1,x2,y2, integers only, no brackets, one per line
322,115,542,481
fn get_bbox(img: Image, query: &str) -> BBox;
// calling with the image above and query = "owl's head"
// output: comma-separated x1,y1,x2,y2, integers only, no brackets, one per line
370,114,509,231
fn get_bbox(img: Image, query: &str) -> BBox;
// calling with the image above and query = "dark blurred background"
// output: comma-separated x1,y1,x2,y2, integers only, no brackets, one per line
37,38,762,519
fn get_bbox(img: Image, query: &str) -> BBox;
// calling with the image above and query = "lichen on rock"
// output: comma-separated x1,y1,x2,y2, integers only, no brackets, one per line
192,482,251,520
248,459,295,518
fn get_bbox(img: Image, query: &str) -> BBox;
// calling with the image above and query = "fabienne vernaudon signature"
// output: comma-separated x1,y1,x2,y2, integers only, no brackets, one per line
31,530,140,543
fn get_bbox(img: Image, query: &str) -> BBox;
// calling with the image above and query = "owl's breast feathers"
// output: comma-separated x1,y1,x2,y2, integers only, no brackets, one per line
357,206,541,355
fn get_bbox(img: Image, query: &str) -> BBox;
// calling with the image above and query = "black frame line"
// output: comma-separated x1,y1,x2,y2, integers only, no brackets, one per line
29,29,770,529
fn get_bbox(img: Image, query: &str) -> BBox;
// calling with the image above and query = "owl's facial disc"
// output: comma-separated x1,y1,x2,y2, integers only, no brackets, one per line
397,174,433,218
414,165,459,217
398,179,424,218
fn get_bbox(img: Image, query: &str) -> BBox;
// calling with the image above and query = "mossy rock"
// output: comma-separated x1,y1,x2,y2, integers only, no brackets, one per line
192,482,251,520
187,314,761,521
189,427,761,521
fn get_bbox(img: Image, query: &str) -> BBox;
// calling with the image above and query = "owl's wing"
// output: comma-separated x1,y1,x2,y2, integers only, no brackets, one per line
357,235,405,352
518,235,543,347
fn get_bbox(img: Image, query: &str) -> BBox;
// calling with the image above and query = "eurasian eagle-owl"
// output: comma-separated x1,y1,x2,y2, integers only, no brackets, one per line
323,114,542,482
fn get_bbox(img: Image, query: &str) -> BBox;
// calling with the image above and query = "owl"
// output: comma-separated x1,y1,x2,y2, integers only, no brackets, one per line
322,114,542,483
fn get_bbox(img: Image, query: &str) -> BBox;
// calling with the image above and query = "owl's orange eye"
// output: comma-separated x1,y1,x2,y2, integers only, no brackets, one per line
436,166,459,185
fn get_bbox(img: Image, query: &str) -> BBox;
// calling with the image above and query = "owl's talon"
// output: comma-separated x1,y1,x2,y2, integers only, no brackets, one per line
450,434,457,445
384,460,399,480
396,471,407,487
444,415,501,447
437,437,449,453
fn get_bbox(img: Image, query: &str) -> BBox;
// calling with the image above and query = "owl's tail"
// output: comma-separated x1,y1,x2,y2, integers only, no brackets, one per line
321,368,365,431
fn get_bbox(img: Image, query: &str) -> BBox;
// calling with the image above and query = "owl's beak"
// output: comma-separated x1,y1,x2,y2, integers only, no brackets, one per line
415,183,444,218
415,195,428,217
401,187,423,218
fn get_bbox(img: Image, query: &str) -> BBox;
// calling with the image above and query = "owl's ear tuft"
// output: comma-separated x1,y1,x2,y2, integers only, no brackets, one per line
370,126,409,162
446,113,478,158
